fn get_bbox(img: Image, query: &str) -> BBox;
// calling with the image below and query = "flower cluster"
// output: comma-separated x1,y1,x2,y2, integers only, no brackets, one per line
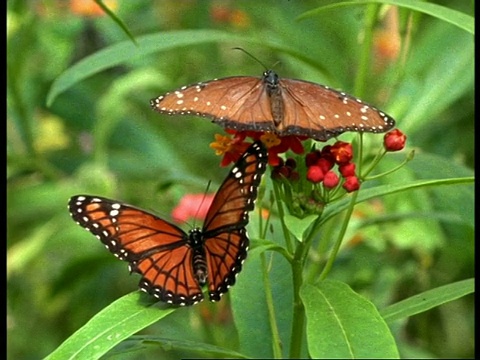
210,130,305,167
207,128,408,219
305,141,360,193
271,157,299,181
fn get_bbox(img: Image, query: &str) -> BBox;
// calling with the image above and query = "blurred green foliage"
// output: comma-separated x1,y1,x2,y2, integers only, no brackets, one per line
7,1,473,359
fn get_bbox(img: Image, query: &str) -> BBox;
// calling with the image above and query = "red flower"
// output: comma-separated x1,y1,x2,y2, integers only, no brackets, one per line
304,141,358,191
384,129,407,152
330,141,354,165
305,150,321,167
265,133,305,166
321,145,335,163
323,171,340,189
285,158,297,169
317,157,334,173
171,193,215,223
271,166,290,180
339,163,356,177
267,151,282,167
272,158,299,181
343,176,360,192
307,165,324,183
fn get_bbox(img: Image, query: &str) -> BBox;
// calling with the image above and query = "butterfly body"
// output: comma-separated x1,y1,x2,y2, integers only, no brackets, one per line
69,141,267,306
188,229,208,285
151,70,396,141
264,70,284,127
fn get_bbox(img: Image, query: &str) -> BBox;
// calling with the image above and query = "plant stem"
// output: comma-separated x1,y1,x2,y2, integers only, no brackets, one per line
289,242,306,358
319,190,359,281
272,180,294,254
261,253,283,358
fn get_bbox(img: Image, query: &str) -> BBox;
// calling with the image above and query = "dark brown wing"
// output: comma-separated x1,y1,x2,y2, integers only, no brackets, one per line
201,141,268,301
68,195,203,306
277,78,395,141
150,76,278,133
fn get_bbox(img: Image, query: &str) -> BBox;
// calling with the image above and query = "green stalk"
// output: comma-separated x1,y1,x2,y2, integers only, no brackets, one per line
272,180,294,254
319,190,358,281
288,212,324,357
288,241,306,359
261,253,283,358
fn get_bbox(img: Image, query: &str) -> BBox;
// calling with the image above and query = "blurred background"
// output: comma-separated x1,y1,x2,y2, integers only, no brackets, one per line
7,1,473,359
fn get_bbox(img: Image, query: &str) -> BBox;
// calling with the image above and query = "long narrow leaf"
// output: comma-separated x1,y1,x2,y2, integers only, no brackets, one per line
321,176,473,225
93,0,137,44
46,30,319,107
380,278,474,323
44,292,176,360
113,336,249,358
297,0,474,35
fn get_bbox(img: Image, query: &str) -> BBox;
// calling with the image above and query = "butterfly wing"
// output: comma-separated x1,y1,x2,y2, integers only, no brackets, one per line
150,71,395,141
277,78,396,141
68,195,204,306
150,76,278,133
201,141,268,301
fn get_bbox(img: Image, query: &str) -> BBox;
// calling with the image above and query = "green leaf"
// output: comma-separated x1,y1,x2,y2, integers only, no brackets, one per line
381,278,474,323
283,214,318,242
44,292,175,360
301,281,399,358
231,251,295,358
249,237,293,263
7,217,62,278
46,30,236,106
116,335,249,358
297,0,474,35
321,176,474,226
46,29,319,107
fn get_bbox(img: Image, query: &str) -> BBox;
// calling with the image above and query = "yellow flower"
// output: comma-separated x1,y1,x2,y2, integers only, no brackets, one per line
209,134,233,155
260,132,281,148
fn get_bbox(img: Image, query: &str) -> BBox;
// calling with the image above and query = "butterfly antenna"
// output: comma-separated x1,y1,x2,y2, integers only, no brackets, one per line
232,47,270,70
192,180,212,227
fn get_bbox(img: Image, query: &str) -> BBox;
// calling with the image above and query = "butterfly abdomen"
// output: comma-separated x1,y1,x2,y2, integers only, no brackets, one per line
189,229,208,286
263,70,284,127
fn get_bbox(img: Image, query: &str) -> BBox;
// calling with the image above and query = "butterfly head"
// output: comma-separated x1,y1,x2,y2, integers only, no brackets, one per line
188,228,203,246
263,70,279,92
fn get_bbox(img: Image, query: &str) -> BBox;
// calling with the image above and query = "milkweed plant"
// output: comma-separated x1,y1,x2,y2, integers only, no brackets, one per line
207,128,410,358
